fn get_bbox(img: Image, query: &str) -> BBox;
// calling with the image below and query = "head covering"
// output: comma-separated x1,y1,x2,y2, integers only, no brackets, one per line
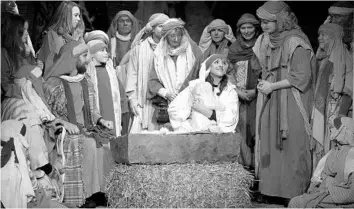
85,30,109,59
255,1,311,49
131,13,169,49
199,19,236,54
317,23,353,94
107,10,141,39
153,18,197,96
229,13,260,63
237,13,260,28
84,30,109,44
328,1,354,15
161,18,186,38
107,10,141,62
43,41,88,80
199,54,227,80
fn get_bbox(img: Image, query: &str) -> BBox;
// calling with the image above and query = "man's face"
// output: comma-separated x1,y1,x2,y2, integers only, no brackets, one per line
329,13,350,26
76,52,89,74
166,28,183,48
117,15,132,36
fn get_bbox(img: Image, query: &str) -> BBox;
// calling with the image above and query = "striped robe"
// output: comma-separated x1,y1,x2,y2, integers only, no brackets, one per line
1,98,49,170
289,145,354,208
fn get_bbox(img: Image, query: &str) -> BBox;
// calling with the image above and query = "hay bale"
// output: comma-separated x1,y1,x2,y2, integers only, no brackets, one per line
105,162,253,208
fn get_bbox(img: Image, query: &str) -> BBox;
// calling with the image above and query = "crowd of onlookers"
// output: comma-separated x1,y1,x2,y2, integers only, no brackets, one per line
1,0,353,208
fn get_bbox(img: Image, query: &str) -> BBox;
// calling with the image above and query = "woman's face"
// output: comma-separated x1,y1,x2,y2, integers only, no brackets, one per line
260,19,277,34
240,23,256,40
210,28,226,43
318,32,332,50
21,21,29,43
152,24,164,40
166,28,183,48
117,15,132,35
72,6,81,29
210,58,229,78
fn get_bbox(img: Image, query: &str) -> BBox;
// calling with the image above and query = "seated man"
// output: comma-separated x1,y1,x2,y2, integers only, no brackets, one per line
288,117,354,208
42,40,113,207
168,54,239,133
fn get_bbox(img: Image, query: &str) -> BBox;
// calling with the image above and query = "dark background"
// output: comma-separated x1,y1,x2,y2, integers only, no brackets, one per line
15,1,336,51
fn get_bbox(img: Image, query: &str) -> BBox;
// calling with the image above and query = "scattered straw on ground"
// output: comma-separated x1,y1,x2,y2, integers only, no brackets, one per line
105,162,253,208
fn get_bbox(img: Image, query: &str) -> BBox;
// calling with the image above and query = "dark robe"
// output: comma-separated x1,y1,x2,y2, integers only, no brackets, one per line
258,47,314,199
96,65,116,132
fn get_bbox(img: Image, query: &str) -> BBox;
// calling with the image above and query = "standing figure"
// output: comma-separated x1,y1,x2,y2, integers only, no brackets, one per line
148,18,202,126
253,1,315,201
126,13,170,133
107,10,140,71
228,13,262,168
312,23,353,170
85,30,122,137
107,10,141,135
37,1,83,66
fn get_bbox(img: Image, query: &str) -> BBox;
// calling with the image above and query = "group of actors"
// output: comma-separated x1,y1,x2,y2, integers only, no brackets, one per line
1,0,354,208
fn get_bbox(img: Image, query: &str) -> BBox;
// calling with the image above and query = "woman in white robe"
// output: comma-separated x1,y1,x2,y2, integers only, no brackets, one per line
168,54,239,133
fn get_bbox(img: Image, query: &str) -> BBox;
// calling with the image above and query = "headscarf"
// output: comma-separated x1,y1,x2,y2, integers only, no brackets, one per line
107,10,141,58
328,2,354,16
85,30,122,136
131,13,169,49
317,23,353,95
199,54,227,80
228,13,260,63
43,41,88,81
199,19,236,54
254,1,312,69
153,18,196,95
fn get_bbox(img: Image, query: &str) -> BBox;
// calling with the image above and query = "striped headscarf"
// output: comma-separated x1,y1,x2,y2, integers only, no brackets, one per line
131,13,169,49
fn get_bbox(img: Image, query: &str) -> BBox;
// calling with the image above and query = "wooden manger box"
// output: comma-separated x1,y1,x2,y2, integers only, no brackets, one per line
110,132,242,164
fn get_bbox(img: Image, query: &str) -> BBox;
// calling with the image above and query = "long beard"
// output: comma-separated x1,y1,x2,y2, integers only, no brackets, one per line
76,59,87,74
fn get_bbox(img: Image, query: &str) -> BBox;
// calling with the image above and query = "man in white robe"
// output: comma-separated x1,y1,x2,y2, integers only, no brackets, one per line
126,13,169,133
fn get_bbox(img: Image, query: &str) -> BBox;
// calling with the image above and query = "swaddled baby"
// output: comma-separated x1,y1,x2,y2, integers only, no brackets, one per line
190,81,225,132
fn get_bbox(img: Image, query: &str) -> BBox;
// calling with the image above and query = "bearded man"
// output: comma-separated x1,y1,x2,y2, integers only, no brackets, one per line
43,40,113,207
